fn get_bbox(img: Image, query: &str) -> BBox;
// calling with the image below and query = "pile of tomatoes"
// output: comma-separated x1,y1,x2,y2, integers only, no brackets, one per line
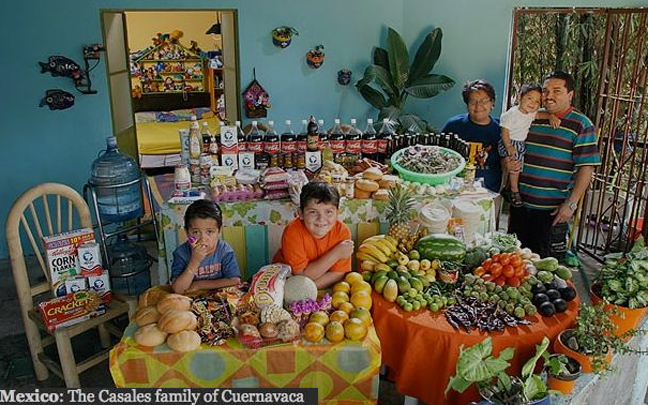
472,252,529,287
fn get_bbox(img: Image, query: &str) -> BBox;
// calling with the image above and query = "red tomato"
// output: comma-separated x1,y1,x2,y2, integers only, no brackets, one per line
510,255,523,268
482,258,493,270
491,264,503,278
499,253,511,266
514,265,525,278
474,266,486,277
494,276,506,286
502,265,515,278
491,253,501,263
507,276,521,287
482,274,495,282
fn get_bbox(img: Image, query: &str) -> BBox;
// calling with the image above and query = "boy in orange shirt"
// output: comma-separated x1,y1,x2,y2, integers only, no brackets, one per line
273,181,354,289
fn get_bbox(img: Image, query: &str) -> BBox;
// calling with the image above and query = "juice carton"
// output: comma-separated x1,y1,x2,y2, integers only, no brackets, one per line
42,228,95,297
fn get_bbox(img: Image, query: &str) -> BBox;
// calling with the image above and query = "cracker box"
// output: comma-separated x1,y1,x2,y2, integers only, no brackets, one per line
38,291,105,333
78,242,103,277
88,271,112,304
42,228,95,297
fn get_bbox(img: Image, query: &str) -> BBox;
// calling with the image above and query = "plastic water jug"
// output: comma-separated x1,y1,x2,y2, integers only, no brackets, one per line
89,137,143,223
107,235,152,296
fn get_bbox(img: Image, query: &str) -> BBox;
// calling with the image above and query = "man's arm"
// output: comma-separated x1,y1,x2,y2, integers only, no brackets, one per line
551,165,595,225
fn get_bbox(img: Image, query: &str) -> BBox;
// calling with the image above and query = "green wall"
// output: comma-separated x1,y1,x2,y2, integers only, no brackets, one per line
0,0,643,259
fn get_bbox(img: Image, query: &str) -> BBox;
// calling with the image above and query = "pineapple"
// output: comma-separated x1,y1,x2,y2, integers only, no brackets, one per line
386,183,415,249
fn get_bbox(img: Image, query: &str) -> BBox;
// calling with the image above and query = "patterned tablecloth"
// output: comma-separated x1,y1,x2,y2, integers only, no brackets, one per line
150,174,497,283
109,322,381,405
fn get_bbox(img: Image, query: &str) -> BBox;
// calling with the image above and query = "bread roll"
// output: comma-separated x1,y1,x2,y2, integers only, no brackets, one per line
356,179,380,192
138,285,173,309
158,310,197,333
259,322,278,339
362,167,383,181
167,330,202,352
378,175,399,189
156,293,192,314
354,188,373,199
134,324,168,347
134,305,161,327
373,189,390,200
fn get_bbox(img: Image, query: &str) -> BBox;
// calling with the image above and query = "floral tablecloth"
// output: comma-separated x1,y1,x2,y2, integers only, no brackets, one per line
150,174,497,283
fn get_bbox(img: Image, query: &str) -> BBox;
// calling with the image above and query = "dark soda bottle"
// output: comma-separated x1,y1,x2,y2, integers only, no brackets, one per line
362,118,378,161
295,119,308,169
318,119,333,162
236,121,247,152
329,119,346,165
281,119,296,169
345,118,362,168
247,121,264,169
376,118,394,164
306,116,320,152
264,120,280,167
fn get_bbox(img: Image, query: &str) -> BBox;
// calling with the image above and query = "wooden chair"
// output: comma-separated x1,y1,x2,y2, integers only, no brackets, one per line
5,182,130,387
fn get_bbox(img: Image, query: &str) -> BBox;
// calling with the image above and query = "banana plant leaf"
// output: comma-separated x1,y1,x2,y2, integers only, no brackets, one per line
409,28,443,81
387,28,409,89
405,74,455,98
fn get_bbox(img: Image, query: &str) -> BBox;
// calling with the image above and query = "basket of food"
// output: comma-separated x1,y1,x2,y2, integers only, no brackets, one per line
391,145,466,185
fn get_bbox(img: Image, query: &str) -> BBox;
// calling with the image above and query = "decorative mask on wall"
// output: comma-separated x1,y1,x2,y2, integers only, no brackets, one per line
243,69,271,118
39,89,75,110
306,45,325,69
272,26,299,48
38,43,105,96
337,69,352,85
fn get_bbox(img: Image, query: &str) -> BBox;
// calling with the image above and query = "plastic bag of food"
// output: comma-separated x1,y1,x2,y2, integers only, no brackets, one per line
241,263,291,308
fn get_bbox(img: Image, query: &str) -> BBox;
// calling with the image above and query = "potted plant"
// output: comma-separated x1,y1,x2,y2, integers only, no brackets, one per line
543,353,581,395
272,26,298,48
355,27,455,133
590,236,648,337
306,45,325,69
446,336,553,405
553,302,647,374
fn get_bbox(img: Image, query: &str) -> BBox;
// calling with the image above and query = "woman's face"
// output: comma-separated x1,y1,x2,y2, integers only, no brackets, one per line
467,89,494,125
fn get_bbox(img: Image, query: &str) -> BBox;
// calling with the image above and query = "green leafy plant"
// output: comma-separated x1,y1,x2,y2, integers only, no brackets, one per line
355,27,455,133
542,353,570,377
595,236,648,309
446,336,551,404
564,302,648,373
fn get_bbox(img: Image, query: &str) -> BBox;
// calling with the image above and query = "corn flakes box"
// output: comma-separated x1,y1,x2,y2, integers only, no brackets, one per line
43,228,95,297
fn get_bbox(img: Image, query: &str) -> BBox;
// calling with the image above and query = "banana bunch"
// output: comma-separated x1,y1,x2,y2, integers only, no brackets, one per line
356,234,399,267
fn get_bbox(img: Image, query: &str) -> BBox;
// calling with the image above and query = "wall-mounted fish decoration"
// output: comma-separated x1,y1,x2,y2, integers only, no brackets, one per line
39,89,75,110
39,56,82,79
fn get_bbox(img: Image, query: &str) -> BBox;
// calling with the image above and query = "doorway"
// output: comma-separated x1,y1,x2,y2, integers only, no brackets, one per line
101,9,240,171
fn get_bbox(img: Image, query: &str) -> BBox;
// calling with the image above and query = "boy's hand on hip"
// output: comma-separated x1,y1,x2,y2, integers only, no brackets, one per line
336,239,355,260
551,203,574,225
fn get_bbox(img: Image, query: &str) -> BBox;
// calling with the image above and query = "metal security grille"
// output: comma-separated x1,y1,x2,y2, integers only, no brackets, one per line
508,8,648,261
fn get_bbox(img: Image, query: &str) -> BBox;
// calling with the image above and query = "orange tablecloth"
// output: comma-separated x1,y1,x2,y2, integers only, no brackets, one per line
110,322,381,405
371,292,579,405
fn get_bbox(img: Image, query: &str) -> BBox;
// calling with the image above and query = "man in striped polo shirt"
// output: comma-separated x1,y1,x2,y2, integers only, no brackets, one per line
508,70,601,260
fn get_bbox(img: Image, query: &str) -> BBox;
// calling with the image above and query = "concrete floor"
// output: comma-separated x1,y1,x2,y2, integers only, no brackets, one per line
0,212,641,404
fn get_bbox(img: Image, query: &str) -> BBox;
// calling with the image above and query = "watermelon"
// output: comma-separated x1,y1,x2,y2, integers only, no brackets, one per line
414,234,466,263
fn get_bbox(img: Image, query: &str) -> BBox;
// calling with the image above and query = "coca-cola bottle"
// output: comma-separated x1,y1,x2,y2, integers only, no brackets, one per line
295,119,308,169
280,119,296,169
318,119,333,162
329,119,346,165
236,121,247,152
361,118,378,162
345,118,362,168
306,116,320,152
376,118,394,164
247,121,265,169
264,120,280,167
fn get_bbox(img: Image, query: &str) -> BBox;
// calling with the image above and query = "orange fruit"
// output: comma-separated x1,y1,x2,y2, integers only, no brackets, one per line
331,291,350,309
332,281,351,294
309,311,330,326
344,272,364,286
329,309,349,324
351,280,372,295
350,307,373,327
338,301,355,315
303,322,325,342
350,291,373,310
344,318,368,341
325,321,345,343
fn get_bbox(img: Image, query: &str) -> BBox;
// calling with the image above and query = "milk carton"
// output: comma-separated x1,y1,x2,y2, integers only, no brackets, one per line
78,242,103,277
65,276,88,294
43,228,95,297
88,271,112,304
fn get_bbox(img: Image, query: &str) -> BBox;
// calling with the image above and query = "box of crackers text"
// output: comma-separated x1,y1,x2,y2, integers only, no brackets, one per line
38,290,105,333
42,228,95,297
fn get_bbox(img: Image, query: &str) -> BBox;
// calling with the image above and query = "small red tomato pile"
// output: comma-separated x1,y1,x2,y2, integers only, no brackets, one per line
472,252,528,287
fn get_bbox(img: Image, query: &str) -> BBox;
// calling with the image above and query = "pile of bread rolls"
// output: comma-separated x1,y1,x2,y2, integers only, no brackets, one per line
354,167,399,200
133,288,202,353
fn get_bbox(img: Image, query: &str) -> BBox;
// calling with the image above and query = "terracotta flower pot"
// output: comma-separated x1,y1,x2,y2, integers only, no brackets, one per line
553,329,612,373
546,355,582,394
589,283,648,339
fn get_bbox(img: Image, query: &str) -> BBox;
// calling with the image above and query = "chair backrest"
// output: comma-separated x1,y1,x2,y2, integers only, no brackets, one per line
5,183,93,307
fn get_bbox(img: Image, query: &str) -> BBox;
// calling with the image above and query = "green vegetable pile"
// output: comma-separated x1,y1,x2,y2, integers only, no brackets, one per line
595,237,648,309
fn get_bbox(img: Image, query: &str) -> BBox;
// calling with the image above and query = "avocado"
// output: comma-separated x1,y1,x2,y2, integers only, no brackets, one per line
531,283,547,295
545,289,561,301
539,301,556,317
533,293,549,306
553,298,568,313
559,286,577,302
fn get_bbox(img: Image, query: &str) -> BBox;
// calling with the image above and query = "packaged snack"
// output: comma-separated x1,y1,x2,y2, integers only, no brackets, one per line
241,264,291,308
38,291,105,333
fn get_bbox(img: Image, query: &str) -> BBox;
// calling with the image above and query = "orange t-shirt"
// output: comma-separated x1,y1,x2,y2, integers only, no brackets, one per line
273,218,352,274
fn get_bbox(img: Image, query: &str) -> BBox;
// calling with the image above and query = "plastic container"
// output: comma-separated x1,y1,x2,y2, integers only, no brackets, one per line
89,137,143,223
390,146,465,185
452,200,482,237
107,235,152,296
419,203,451,234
